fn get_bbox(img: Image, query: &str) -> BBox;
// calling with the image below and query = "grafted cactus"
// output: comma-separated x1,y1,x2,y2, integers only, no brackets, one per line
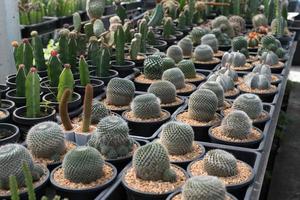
188,89,218,122
143,54,163,80
67,32,78,71
252,14,268,29
63,146,104,183
211,16,234,38
218,67,238,81
16,64,26,97
178,37,193,58
26,68,40,118
231,36,249,58
203,149,238,177
133,142,176,182
244,73,271,90
162,57,176,71
91,100,109,124
221,52,246,68
209,73,235,92
161,122,194,155
58,28,70,65
261,51,279,66
148,81,176,104
194,45,214,62
233,94,263,119
30,31,47,71
86,0,105,19
48,50,63,87
162,68,186,90
201,34,219,53
200,82,224,107
131,94,161,119
190,27,209,45
177,60,197,79
166,45,183,63
57,64,75,102
252,64,272,81
106,78,135,106
88,115,134,159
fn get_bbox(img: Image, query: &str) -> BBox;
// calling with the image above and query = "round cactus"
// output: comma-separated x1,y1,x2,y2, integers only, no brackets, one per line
261,51,279,66
188,89,218,122
86,0,106,19
166,45,183,63
211,16,234,38
221,110,252,139
222,52,246,68
232,36,248,58
203,149,238,177
88,116,134,159
133,142,176,182
218,67,238,81
162,57,176,71
261,35,278,51
194,45,214,62
106,78,135,106
177,59,197,79
199,82,224,107
209,73,235,92
26,121,66,159
201,34,219,53
182,176,226,200
252,14,268,29
162,68,186,90
232,94,263,119
63,146,104,183
252,64,272,82
190,27,209,45
143,54,164,80
211,28,231,46
91,100,110,124
161,121,194,155
178,37,193,57
229,15,246,34
244,73,271,90
148,81,177,104
131,93,162,119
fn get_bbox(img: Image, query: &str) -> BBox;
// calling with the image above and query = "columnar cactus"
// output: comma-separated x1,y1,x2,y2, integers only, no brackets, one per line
177,13,187,30
211,16,234,38
91,100,110,124
57,64,75,102
21,39,34,73
114,25,125,65
261,51,279,66
26,122,66,159
138,19,148,53
63,146,104,183
182,176,226,200
58,28,70,65
161,122,194,155
233,94,263,119
209,73,235,92
115,0,127,23
162,57,176,71
252,14,268,29
188,89,218,122
97,45,111,77
26,68,40,118
163,17,175,39
30,31,47,71
124,20,134,43
162,68,186,90
190,27,209,45
200,82,224,107
88,115,134,159
147,26,156,45
133,142,176,182
131,94,161,119
106,78,135,106
244,73,271,90
16,64,26,97
178,37,193,58
211,28,231,46
129,33,142,60
203,149,238,177
79,56,91,86
232,36,249,58
86,0,105,20
48,50,63,87
143,54,164,80
201,34,219,53
166,45,183,63
67,32,78,70
73,12,82,33
148,81,177,104
177,60,197,79
194,45,214,62
81,84,93,133
88,37,99,66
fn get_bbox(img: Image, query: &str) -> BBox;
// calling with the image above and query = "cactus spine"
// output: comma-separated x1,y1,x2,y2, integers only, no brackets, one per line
59,89,73,131
48,50,63,87
30,31,47,71
26,68,40,118
79,56,91,86
57,64,74,102
82,84,93,133
16,64,26,97
115,25,125,65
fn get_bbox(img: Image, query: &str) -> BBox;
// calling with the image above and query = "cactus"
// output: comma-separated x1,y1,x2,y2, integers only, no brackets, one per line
133,142,176,182
16,64,26,97
252,64,272,81
231,36,249,58
63,146,104,183
247,32,260,48
211,16,234,38
188,89,218,122
143,54,164,80
115,0,126,23
114,25,125,65
88,37,99,65
166,45,183,63
203,149,238,177
21,39,34,73
261,35,278,50
93,19,106,37
124,20,134,43
91,100,109,124
59,89,73,131
163,17,175,39
106,78,135,106
47,50,63,87
200,82,224,107
88,115,134,159
86,0,106,20
26,68,40,118
131,94,162,119
218,67,238,81
244,73,271,90
147,3,164,27
162,57,176,71
26,122,66,159
11,41,22,70
81,84,93,133
22,162,36,200
84,22,94,39
177,59,197,79
222,52,246,68
0,144,44,190
147,26,157,45
190,27,209,45
182,176,226,200
229,15,246,35
177,13,187,30
57,64,74,102
97,45,111,77
67,32,78,71
161,121,194,155
79,56,91,86
233,94,263,119
194,45,214,62
58,28,70,65
129,33,142,60
178,37,193,58
147,81,177,104
252,14,268,29
201,34,219,53
162,68,186,90
138,19,148,53
261,51,279,66
211,28,231,46
73,12,82,32
30,31,47,71
208,73,235,92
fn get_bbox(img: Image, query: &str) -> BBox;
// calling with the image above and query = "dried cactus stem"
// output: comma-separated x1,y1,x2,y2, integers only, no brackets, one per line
59,89,73,131
82,84,93,133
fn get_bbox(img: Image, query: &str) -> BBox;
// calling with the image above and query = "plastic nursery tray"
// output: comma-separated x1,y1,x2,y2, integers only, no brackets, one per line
20,17,58,38
94,142,261,200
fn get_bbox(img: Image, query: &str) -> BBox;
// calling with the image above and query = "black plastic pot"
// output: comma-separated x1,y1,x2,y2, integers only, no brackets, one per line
176,27,191,35
166,190,238,200
276,35,293,46
0,123,20,145
0,99,15,116
0,84,9,99
162,96,186,114
111,60,135,78
237,85,278,103
20,17,58,38
160,35,177,46
40,80,58,94
90,69,119,85
145,47,160,56
50,163,117,200
5,89,26,107
150,40,168,52
270,65,285,74
37,69,48,78
42,92,82,111
193,59,221,70
177,83,196,96
219,45,232,51
74,79,105,97
125,54,146,69
0,108,10,122
185,71,208,87
6,74,17,89
174,31,184,40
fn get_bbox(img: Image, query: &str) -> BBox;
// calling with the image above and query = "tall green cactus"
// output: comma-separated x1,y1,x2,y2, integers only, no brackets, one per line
58,28,70,64
30,31,47,71
114,25,125,65
73,12,82,32
79,56,91,86
82,84,93,133
25,68,40,118
57,64,74,102
16,64,26,97
163,17,174,39
48,50,63,87
138,19,148,53
115,0,126,23
88,37,99,66
129,33,141,60
11,41,23,70
124,20,134,43
22,39,34,74
97,45,111,77
67,32,78,71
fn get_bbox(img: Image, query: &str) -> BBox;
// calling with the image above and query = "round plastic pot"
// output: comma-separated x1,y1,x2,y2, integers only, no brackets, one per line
74,79,104,97
271,74,282,86
0,84,9,99
167,190,238,200
276,35,292,46
111,60,135,78
177,84,196,96
42,92,82,111
90,69,119,86
193,61,220,70
133,79,152,92
248,47,259,53
40,80,58,94
176,27,191,35
145,47,160,56
6,74,17,89
0,99,15,115
160,35,177,46
126,54,146,68
238,86,277,103
219,45,232,51
151,40,168,52
161,96,185,114
224,88,240,99
270,66,284,74
174,31,184,40
185,73,207,87
0,108,10,123
5,89,26,107
0,123,20,145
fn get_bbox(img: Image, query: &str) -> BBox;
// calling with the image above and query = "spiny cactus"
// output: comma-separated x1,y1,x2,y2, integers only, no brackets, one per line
211,28,231,46
203,149,238,177
79,56,91,86
129,33,142,60
252,64,272,81
11,41,22,70
194,45,214,62
20,39,34,73
143,54,164,80
201,34,219,53
91,100,109,124
200,82,224,107
161,121,194,155
16,64,26,97
162,57,176,71
115,0,126,23
86,0,105,20
88,37,99,66
209,73,235,92
58,28,70,65
252,14,268,29
188,89,218,122
26,122,66,159
93,19,105,37
30,31,47,71
81,84,93,133
177,12,187,30
26,68,40,118
182,176,226,200
178,37,193,58
124,20,133,43
218,67,238,81
57,64,74,102
88,115,134,159
166,45,183,63
233,94,263,119
138,19,148,53
148,81,176,104
114,25,125,65
59,89,73,131
229,16,246,34
131,94,162,119
221,52,246,68
63,146,104,183
247,33,260,48
244,73,271,90
97,45,111,77
73,12,82,33
190,27,209,45
162,68,186,90
177,59,197,79
47,51,63,88
232,36,249,58
163,17,175,39
261,51,279,66
106,78,135,106
67,32,78,71
133,142,176,182
211,16,234,38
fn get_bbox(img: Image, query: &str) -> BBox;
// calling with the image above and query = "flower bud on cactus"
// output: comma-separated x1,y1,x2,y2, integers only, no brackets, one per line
166,45,183,63
131,93,161,119
201,34,219,53
261,51,279,66
178,37,193,58
143,55,163,80
16,64,26,97
200,82,224,107
106,78,135,106
48,50,63,87
57,64,75,102
162,68,186,90
194,45,214,62
244,73,271,90
148,81,176,104
177,60,197,79
91,100,109,124
233,94,263,119
26,68,40,118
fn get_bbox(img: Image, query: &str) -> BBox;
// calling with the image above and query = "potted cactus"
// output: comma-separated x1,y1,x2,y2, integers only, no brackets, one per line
121,142,188,200
192,45,221,70
252,14,269,33
147,27,168,52
257,51,285,73
211,16,235,38
166,45,183,64
50,146,117,199
177,60,206,86
0,123,20,146
232,36,258,63
258,35,286,60
189,27,210,46
177,37,193,59
201,33,224,58
211,28,232,51
252,64,282,85
247,32,260,52
216,66,243,85
126,33,146,68
221,52,253,72
160,17,177,45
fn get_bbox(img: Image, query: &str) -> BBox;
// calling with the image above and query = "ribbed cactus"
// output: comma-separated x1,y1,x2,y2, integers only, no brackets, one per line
247,33,260,48
233,94,263,119
88,37,99,66
221,52,246,68
26,122,66,159
78,56,91,86
244,73,271,90
232,36,249,58
218,67,238,81
67,32,78,71
97,45,111,77
252,64,272,81
57,64,74,102
261,51,279,66
211,28,231,46
143,54,163,80
0,144,44,190
261,35,278,50
86,0,105,20
177,12,187,30
229,16,246,33
90,100,109,124
194,45,214,62
200,82,224,107
47,50,63,87
11,41,22,70
182,176,226,200
211,16,234,38
115,0,126,23
106,78,135,106
26,68,40,118
163,17,175,39
58,28,70,65
16,64,26,97
162,68,186,90
63,146,104,183
21,39,34,73
133,142,176,182
59,89,73,131
166,45,183,63
162,57,176,71
131,94,162,119
203,149,238,177
190,27,209,45
73,12,82,33
124,20,133,43
188,89,218,122
93,19,106,37
209,74,235,92
148,81,176,104
161,121,194,155
114,25,125,65
138,19,148,53
129,33,142,60
30,31,47,71
81,84,93,133
201,34,219,53
147,26,156,45
252,14,268,29
178,37,193,58
177,60,197,79
88,115,134,159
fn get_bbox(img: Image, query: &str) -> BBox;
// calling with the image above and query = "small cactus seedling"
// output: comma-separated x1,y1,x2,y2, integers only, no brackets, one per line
81,84,93,133
79,55,91,86
26,68,40,118
131,94,161,119
59,89,73,131
16,64,26,97
57,64,74,102
48,50,63,87
30,31,47,71
148,81,177,104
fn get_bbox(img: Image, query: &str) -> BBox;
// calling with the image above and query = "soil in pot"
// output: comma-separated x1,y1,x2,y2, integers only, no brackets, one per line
0,99,15,114
168,191,237,200
101,99,131,114
0,123,19,145
246,55,259,63
230,63,253,71
238,83,277,95
42,92,82,111
125,54,146,67
217,101,232,112
253,61,285,71
90,69,119,85
161,96,185,114
0,109,10,122
222,108,270,125
214,50,225,58
134,74,159,91
185,73,206,86
176,83,196,96
123,110,170,123
74,79,104,97
224,88,240,99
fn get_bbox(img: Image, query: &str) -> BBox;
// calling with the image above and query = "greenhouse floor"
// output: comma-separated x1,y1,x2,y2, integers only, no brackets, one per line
267,66,300,200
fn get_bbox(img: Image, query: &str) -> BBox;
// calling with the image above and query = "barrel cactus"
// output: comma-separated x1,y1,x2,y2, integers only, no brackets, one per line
148,81,177,104
244,73,271,90
177,59,197,79
106,78,135,106
62,146,104,183
229,15,246,34
209,73,235,92
222,52,246,68
188,89,218,122
232,94,263,119
91,100,110,124
161,121,194,155
162,57,176,71
143,54,164,80
199,82,224,107
252,64,272,81
166,45,183,63
218,67,238,82
261,51,279,66
211,16,234,38
26,122,66,159
133,142,176,182
131,93,162,119
203,149,238,177
260,35,280,52
178,37,193,57
194,45,214,62
232,36,249,58
86,0,106,20
190,27,209,45
201,34,219,53
252,14,268,29
211,28,231,46
162,68,186,90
